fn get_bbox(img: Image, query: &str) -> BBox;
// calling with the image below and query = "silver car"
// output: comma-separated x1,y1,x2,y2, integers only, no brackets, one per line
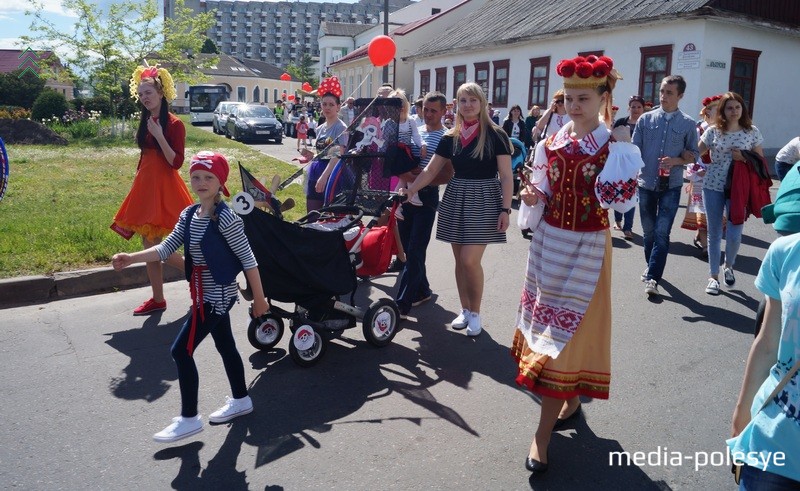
212,101,247,135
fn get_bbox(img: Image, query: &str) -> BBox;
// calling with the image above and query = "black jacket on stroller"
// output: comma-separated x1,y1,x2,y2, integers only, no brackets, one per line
242,207,356,310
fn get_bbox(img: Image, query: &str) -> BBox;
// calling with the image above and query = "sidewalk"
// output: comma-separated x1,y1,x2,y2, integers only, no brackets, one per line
0,264,183,309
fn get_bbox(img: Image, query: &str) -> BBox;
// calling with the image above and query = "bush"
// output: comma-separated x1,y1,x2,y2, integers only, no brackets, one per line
31,90,68,121
70,97,86,112
84,96,112,115
0,105,31,119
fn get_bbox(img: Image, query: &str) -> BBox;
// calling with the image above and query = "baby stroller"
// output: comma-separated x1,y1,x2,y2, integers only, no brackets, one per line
509,137,527,197
235,98,407,367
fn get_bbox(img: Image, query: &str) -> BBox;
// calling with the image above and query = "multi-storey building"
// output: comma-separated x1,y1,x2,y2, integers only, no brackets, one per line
166,0,413,73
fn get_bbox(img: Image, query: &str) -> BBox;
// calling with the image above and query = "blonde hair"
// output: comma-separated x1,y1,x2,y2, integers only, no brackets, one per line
389,88,410,122
451,82,510,160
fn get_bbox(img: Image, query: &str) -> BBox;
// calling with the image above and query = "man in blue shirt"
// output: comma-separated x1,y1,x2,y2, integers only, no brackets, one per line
396,91,448,318
632,75,698,297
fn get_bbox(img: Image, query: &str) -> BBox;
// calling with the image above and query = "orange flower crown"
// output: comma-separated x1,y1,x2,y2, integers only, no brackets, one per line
556,55,618,89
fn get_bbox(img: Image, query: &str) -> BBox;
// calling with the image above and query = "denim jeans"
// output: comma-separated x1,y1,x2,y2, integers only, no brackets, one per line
396,189,438,313
639,186,681,283
739,464,800,491
171,300,247,417
775,160,793,181
702,188,744,277
614,208,636,232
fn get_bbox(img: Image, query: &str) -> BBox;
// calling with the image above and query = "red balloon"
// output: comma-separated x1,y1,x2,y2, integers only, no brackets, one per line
280,72,291,81
302,82,312,92
368,35,396,67
288,94,295,101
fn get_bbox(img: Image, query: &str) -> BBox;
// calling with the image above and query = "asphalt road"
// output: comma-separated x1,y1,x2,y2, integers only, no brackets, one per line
1,169,778,490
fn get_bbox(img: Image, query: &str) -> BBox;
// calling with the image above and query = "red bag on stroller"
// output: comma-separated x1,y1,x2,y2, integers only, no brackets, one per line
355,203,402,277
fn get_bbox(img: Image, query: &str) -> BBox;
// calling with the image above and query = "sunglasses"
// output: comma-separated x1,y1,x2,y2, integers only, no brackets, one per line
555,100,564,105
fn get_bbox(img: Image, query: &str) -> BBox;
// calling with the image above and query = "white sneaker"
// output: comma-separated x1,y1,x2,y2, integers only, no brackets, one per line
466,312,482,337
705,278,720,295
644,279,659,297
641,268,649,282
153,416,203,443
723,267,736,287
451,309,470,330
209,395,253,423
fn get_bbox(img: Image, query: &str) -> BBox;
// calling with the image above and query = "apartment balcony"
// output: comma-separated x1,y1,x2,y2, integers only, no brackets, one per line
291,22,297,27
231,21,237,26
231,11,237,16
246,41,252,46
216,21,222,27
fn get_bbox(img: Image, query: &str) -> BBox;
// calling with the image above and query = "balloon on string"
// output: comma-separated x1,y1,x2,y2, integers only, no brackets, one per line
367,35,396,67
302,82,312,92
280,72,291,81
288,94,295,101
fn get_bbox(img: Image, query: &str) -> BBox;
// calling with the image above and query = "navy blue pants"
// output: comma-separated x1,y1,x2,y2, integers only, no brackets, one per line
396,188,438,313
171,301,247,417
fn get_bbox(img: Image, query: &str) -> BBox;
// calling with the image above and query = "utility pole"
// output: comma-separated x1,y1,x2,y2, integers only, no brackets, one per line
383,0,389,84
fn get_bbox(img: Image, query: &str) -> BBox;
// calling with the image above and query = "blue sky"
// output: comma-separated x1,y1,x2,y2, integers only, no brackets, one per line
1,0,362,53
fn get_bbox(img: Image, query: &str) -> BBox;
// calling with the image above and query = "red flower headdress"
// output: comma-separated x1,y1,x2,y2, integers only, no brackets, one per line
701,94,723,106
556,55,619,89
317,76,343,99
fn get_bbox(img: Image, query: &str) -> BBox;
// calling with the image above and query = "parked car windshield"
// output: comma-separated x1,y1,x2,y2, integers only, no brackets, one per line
240,106,275,118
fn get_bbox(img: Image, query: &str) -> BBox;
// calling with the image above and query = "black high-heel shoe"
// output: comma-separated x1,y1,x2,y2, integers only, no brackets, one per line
552,404,582,431
525,456,549,473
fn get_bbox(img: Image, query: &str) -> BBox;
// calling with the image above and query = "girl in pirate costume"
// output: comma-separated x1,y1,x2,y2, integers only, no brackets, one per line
111,63,194,316
511,54,640,473
113,152,269,443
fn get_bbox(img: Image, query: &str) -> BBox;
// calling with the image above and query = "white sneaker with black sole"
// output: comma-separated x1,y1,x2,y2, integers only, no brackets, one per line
723,267,736,287
705,278,720,295
153,415,203,443
209,395,253,423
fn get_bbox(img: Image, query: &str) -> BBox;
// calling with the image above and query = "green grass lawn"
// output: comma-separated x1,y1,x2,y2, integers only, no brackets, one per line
0,116,305,278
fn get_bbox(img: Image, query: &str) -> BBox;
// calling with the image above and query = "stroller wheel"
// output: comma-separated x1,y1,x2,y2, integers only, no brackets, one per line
289,326,326,367
247,314,285,350
362,298,399,347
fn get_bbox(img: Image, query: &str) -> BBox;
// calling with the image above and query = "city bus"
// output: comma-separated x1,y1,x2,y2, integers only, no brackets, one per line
188,84,228,125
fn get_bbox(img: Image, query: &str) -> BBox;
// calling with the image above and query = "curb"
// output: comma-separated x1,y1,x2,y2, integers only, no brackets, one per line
0,264,183,309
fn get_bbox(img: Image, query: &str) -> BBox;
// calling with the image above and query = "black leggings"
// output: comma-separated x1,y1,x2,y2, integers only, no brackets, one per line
171,301,248,417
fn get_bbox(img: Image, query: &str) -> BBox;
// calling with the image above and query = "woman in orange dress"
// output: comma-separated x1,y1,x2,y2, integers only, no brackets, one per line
111,64,194,315
512,54,638,474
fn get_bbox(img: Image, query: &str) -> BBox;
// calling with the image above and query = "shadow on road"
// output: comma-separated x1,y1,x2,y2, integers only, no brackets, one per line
658,280,757,334
104,312,188,402
527,420,672,490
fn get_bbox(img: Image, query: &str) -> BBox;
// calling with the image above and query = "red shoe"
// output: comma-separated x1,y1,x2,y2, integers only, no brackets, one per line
133,298,167,316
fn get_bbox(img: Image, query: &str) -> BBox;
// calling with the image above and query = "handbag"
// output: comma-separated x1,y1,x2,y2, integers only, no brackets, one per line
731,359,800,484
516,167,545,232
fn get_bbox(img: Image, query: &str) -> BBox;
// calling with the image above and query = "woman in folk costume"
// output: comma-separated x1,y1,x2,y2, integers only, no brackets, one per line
111,63,194,315
512,54,641,473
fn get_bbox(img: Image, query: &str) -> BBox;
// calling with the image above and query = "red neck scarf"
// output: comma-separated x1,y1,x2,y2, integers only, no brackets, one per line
460,119,480,148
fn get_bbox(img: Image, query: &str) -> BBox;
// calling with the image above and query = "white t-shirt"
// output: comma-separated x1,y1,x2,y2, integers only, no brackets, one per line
544,113,571,138
776,136,800,164
700,125,764,192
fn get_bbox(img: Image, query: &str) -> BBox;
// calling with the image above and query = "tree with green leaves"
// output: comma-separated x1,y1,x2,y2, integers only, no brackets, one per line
286,53,318,89
0,69,46,109
201,39,219,54
22,0,217,118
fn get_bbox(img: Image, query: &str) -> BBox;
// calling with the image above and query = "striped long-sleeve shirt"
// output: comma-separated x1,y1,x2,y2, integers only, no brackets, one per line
156,204,257,314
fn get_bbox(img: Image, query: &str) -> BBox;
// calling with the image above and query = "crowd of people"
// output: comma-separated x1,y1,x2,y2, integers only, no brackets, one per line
109,57,799,488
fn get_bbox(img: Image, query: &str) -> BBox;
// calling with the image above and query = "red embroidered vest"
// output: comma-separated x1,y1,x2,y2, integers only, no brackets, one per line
543,141,611,232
